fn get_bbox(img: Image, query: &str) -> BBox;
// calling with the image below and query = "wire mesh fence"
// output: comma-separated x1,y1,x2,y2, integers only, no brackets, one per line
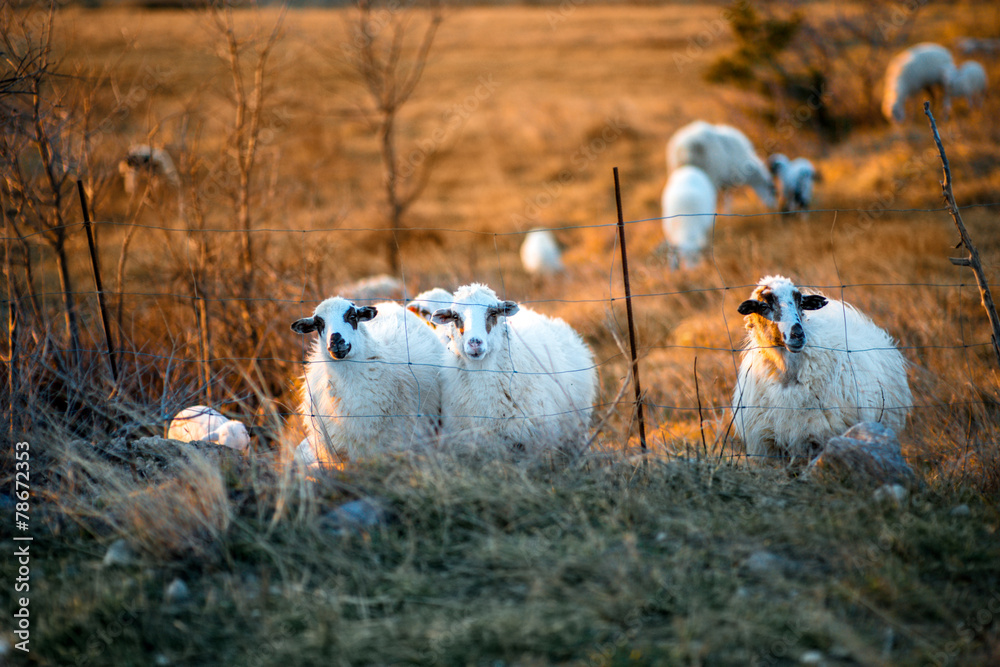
5,192,1000,465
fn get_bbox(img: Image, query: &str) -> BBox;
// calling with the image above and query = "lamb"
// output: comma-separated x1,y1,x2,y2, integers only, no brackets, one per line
430,283,598,452
119,145,179,194
661,165,717,269
732,276,912,464
520,228,564,276
768,154,818,215
947,61,987,110
882,42,956,124
666,120,776,212
407,287,454,345
166,405,250,452
291,297,445,463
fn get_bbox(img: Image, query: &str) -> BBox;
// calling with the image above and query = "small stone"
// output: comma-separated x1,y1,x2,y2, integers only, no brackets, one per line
102,539,135,567
873,484,908,505
950,504,971,517
800,650,824,664
165,578,190,604
655,532,668,542
744,550,784,575
323,497,391,535
154,654,170,666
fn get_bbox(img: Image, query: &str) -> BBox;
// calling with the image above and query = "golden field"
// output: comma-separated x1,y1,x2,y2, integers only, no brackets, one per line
4,2,1000,664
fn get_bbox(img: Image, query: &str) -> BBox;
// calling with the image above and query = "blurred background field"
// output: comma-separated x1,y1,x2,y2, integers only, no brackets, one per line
3,1,1000,664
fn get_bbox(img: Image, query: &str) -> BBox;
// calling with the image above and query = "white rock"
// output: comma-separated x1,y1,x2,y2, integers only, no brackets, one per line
800,650,824,664
102,539,135,567
165,578,190,603
950,504,971,517
873,484,908,505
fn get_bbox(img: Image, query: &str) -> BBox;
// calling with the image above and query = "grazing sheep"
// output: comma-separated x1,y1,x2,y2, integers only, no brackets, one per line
947,61,987,110
407,287,454,346
291,297,444,463
666,120,777,212
520,228,564,276
882,42,956,124
661,165,717,269
119,145,179,194
768,154,818,215
430,283,597,452
167,406,250,451
732,276,912,463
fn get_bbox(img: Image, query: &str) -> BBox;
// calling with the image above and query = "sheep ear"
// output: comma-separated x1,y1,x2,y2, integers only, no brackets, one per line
356,306,377,322
738,299,766,316
801,295,828,310
430,309,457,326
499,300,519,317
291,316,318,334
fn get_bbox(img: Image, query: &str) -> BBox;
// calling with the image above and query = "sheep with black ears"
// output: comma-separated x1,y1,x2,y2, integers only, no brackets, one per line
732,276,912,463
882,42,956,124
661,165,717,269
119,145,179,194
431,283,597,452
167,405,250,451
291,297,445,463
768,154,818,215
666,120,777,212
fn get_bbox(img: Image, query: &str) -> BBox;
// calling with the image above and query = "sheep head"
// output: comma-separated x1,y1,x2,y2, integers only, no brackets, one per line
738,276,827,353
291,297,377,360
430,283,518,361
407,288,454,323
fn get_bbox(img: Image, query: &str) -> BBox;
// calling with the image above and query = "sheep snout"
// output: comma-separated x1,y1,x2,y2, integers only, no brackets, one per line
328,332,352,359
785,322,806,352
465,336,487,359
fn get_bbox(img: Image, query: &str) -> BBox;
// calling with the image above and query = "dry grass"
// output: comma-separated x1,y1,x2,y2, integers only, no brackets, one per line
4,1,1000,664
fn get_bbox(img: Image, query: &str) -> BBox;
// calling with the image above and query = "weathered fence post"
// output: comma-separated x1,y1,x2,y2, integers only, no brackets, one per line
613,167,647,451
77,180,119,384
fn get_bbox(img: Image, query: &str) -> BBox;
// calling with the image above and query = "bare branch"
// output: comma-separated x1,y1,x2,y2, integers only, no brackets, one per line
924,102,1000,367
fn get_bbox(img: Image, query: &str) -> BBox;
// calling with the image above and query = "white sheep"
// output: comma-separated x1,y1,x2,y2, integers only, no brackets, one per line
666,120,776,212
430,283,597,452
119,145,179,195
768,154,818,215
947,60,987,111
167,405,250,451
520,228,564,276
882,42,956,124
406,287,454,346
291,296,444,463
661,165,717,269
732,276,912,463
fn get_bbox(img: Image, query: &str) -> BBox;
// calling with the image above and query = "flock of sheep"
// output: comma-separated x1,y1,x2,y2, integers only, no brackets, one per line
157,40,988,469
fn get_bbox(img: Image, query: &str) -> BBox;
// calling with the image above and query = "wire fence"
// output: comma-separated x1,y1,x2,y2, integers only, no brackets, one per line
5,189,1000,464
